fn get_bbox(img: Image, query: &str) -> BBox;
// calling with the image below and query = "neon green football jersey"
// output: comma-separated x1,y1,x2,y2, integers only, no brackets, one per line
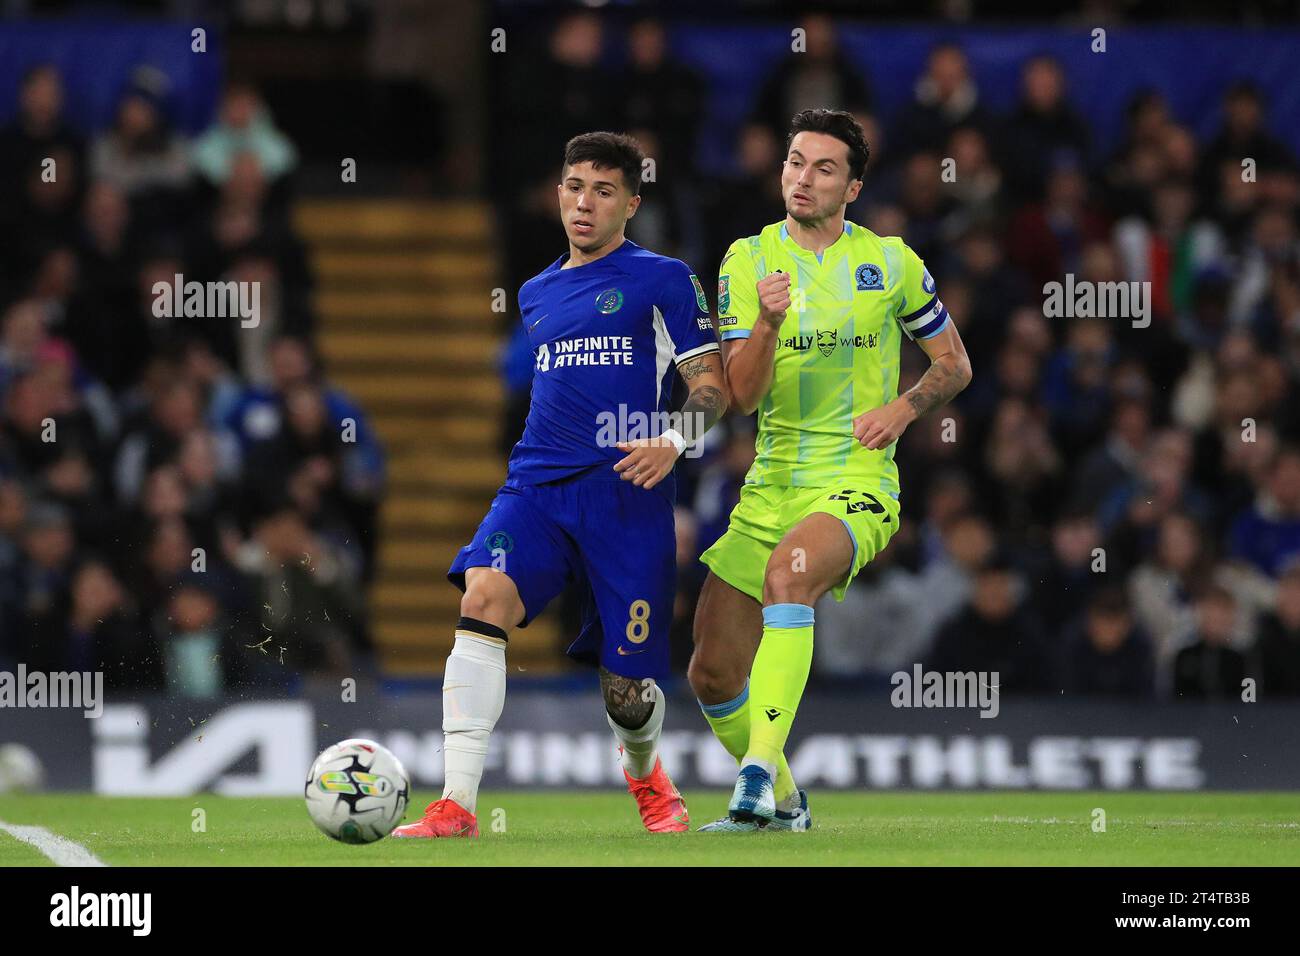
717,220,949,492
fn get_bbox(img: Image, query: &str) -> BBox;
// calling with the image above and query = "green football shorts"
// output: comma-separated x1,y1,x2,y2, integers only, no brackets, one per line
699,482,902,602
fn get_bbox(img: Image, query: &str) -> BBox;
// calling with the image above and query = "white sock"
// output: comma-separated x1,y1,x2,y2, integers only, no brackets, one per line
606,682,665,780
441,632,506,814
741,757,778,781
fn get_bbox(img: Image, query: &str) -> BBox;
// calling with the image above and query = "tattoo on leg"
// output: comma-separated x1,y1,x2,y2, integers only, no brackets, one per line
601,667,655,729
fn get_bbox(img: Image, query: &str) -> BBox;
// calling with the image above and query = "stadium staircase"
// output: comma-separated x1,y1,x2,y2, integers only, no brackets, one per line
294,199,560,675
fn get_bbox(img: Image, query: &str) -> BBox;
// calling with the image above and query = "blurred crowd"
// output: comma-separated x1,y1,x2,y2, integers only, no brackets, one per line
497,13,1300,699
7,13,1300,703
0,64,384,697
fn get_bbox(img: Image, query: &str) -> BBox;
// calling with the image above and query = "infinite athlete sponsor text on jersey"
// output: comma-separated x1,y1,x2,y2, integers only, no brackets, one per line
537,335,635,370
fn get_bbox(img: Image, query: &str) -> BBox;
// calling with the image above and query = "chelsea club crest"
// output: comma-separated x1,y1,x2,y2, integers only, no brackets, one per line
596,288,624,314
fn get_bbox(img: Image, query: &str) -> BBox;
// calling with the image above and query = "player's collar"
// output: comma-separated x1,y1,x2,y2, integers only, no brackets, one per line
780,220,851,263
552,237,639,274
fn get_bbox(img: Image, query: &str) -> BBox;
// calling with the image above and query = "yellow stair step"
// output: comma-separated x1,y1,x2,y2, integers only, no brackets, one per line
317,291,499,324
380,517,482,542
382,495,492,527
372,583,459,611
363,415,499,449
295,200,492,242
344,374,502,406
313,251,495,283
387,454,504,487
320,331,499,364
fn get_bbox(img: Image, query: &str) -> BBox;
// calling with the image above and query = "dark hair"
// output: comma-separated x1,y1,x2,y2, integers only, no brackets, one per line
1225,79,1262,105
1089,585,1131,618
979,545,1018,575
21,63,59,88
562,132,644,195
785,108,870,182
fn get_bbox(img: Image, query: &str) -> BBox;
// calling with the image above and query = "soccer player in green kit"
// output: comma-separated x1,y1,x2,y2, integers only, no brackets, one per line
690,109,973,830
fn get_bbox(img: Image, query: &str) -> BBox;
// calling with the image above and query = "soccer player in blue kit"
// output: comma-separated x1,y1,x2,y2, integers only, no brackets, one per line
394,133,728,838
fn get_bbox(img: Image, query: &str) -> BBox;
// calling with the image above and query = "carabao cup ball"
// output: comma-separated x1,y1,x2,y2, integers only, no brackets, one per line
304,739,410,844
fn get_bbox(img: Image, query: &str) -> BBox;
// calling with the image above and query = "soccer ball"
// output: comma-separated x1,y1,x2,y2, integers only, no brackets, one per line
305,739,410,844
0,744,44,793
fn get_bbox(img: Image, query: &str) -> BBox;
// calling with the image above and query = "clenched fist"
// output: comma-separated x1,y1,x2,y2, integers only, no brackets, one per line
757,271,792,329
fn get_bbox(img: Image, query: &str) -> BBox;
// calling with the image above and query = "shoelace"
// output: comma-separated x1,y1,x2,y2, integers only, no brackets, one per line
627,777,660,798
422,799,453,818
737,770,767,805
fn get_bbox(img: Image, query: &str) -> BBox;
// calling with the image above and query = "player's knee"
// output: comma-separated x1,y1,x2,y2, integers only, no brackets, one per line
762,552,816,605
685,656,717,700
459,581,519,631
687,653,742,703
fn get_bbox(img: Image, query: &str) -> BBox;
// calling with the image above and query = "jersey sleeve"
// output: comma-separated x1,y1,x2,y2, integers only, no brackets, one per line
656,260,721,364
716,238,760,341
895,243,950,341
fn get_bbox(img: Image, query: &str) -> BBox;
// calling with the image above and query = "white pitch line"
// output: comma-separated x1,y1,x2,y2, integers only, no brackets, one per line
982,816,1299,828
861,815,1300,829
0,819,108,867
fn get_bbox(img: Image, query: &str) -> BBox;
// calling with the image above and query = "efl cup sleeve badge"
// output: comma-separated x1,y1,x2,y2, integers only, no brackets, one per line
922,268,936,295
596,288,624,314
690,274,709,313
855,262,884,291
717,275,730,314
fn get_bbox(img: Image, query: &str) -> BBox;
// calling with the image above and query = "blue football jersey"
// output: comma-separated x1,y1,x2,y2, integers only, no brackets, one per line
506,239,720,491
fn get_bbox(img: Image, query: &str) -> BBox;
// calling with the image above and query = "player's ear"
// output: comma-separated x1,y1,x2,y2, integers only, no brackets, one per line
625,192,641,220
845,177,863,205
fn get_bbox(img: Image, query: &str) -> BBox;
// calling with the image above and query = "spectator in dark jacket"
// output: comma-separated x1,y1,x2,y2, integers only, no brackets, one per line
894,42,993,155
1032,510,1105,639
1228,445,1300,577
1197,81,1296,213
754,14,871,138
1001,55,1090,203
0,65,86,301
1256,562,1300,695
620,18,704,177
1062,586,1155,697
1173,584,1248,699
927,550,1053,692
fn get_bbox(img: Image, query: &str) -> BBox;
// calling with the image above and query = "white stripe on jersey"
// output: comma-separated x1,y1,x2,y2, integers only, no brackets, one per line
651,305,677,407
674,342,721,363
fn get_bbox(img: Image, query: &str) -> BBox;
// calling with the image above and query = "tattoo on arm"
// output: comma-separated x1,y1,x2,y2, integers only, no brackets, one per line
677,357,711,381
600,667,654,729
680,384,725,444
904,356,970,419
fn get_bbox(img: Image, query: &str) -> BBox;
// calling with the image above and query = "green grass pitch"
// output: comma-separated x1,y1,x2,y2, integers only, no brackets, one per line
1,791,1298,866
